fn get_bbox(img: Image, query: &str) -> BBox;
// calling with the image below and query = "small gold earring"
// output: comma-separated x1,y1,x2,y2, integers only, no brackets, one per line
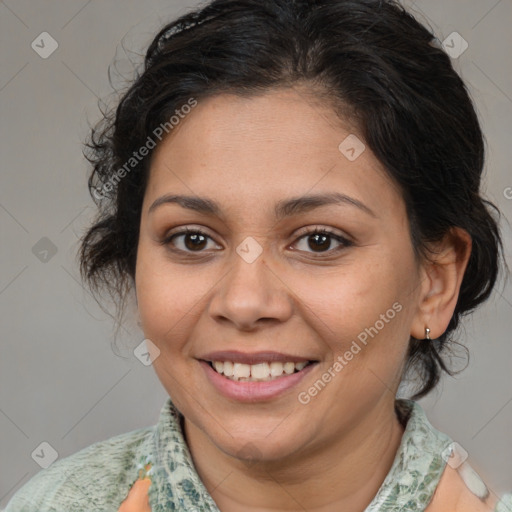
425,327,431,340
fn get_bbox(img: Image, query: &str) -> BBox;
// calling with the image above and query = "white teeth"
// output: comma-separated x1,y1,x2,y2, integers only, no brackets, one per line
210,360,311,381
270,362,284,377
223,361,234,377
233,363,250,379
251,362,270,379
283,362,295,374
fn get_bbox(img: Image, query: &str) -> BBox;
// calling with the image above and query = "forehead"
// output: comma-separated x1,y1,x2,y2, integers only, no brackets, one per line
145,88,403,222
151,88,356,167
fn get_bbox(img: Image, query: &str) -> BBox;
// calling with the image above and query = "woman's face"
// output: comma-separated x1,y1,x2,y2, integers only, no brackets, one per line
135,87,426,462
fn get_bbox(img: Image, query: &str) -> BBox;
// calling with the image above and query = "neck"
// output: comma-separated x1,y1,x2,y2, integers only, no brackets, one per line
183,399,406,511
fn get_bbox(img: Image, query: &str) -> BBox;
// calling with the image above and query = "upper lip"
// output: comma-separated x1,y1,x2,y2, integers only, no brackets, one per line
199,351,315,365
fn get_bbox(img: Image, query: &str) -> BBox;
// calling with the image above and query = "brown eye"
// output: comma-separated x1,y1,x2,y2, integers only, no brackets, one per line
307,232,331,252
182,232,208,251
293,228,352,255
163,228,220,253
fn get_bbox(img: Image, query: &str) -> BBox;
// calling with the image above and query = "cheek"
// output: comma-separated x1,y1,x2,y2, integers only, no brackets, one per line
295,253,413,367
135,244,192,344
135,242,221,362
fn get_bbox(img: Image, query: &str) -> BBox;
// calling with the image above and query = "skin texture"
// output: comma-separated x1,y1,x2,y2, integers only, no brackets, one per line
134,86,472,511
118,478,152,512
426,464,498,511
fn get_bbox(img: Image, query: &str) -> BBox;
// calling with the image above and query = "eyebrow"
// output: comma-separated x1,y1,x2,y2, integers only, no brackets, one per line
148,192,376,219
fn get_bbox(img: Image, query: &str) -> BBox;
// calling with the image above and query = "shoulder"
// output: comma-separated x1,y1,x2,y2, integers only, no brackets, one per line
495,493,512,512
392,401,505,512
426,462,501,512
3,425,155,512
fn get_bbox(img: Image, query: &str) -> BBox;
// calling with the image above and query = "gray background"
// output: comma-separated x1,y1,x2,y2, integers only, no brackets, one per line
1,0,511,506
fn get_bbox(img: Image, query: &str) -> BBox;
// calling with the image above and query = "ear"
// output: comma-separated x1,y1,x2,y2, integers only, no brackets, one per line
411,227,472,340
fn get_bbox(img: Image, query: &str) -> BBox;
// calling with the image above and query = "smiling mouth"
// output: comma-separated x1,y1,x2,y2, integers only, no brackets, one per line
205,360,315,382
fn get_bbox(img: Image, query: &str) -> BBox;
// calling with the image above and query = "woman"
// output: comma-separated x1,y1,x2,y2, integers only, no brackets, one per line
5,0,511,510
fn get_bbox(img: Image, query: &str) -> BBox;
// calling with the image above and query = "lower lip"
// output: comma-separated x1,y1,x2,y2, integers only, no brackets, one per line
200,360,317,402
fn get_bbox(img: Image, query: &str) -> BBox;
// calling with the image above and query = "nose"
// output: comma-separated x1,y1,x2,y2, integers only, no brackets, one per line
207,249,294,331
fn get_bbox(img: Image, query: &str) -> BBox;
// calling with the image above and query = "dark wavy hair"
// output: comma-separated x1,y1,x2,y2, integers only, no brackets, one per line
79,0,503,399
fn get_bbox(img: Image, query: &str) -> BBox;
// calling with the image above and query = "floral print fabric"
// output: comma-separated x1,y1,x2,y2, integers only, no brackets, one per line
4,398,511,511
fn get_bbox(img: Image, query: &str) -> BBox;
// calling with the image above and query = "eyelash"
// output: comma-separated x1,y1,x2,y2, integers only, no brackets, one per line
161,226,353,257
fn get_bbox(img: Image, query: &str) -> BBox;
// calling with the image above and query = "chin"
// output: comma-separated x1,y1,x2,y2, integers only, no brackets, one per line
204,417,311,464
